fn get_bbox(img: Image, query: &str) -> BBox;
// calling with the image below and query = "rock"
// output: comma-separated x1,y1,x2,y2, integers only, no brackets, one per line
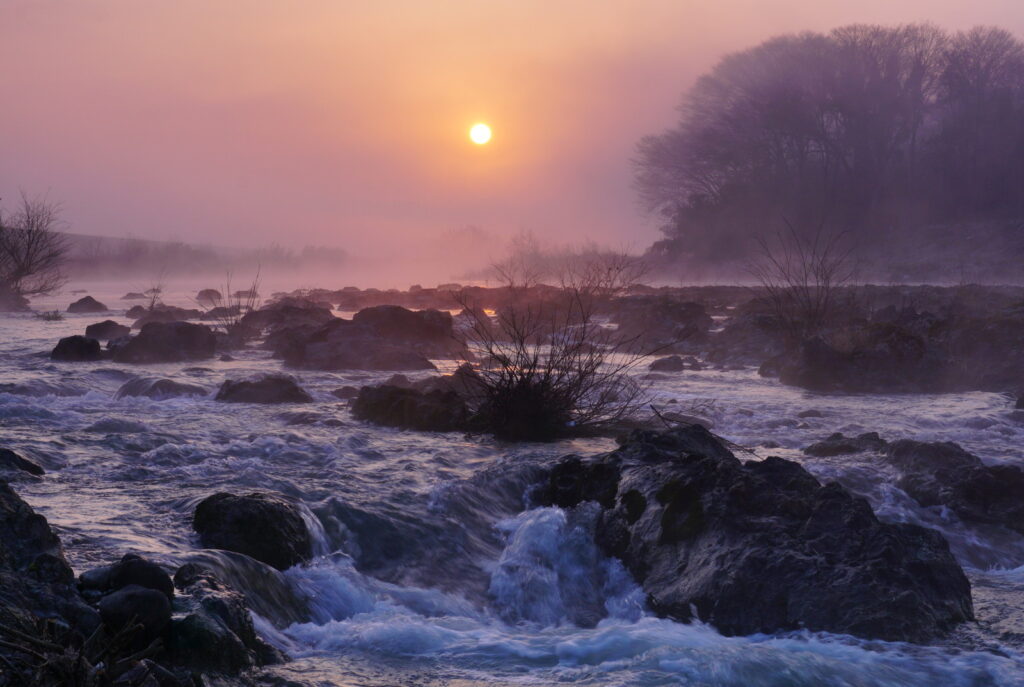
215,374,312,404
649,355,686,372
193,492,313,570
707,312,788,366
1016,393,1024,410
85,320,131,341
884,440,1024,535
80,554,174,601
131,305,203,328
121,292,147,300
240,299,336,333
67,295,108,313
0,448,44,475
196,289,223,307
351,385,470,432
169,566,283,674
219,354,234,362
536,426,974,642
352,305,462,354
98,584,172,643
125,304,149,319
112,321,217,364
51,335,103,361
612,297,713,354
331,385,360,400
115,377,208,400
797,409,824,418
779,330,946,393
803,432,887,457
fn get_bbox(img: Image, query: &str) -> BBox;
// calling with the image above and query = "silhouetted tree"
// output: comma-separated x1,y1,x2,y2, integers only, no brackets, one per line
0,194,69,310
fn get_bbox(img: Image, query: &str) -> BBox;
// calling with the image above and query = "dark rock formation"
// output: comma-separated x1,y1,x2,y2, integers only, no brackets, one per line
803,432,888,457
67,295,108,313
649,355,686,372
98,584,172,644
121,292,147,300
331,385,360,400
884,440,1024,534
79,553,174,601
707,312,788,366
51,335,103,361
0,448,45,475
193,492,313,570
112,321,217,364
535,426,973,642
129,304,203,328
612,297,713,354
351,385,470,432
115,377,208,400
215,374,313,404
85,319,131,341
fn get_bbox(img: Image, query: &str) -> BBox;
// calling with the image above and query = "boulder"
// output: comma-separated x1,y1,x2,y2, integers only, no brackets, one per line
351,385,470,432
131,305,203,329
98,584,172,644
215,374,312,404
803,432,887,457
884,440,1024,535
0,448,44,475
79,554,174,601
649,355,686,372
85,319,131,341
331,385,360,400
193,492,313,570
115,377,208,400
535,426,973,642
611,297,714,354
277,319,438,371
121,292,147,300
67,295,108,313
112,321,216,364
51,335,103,361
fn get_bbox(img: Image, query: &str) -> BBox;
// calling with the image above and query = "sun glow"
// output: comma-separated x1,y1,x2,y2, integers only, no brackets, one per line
469,123,492,144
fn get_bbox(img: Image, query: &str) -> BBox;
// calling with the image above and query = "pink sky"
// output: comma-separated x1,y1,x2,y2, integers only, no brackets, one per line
2,0,1022,263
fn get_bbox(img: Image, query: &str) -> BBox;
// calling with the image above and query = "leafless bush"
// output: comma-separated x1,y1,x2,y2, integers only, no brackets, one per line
0,193,69,306
198,268,262,344
456,252,651,441
749,221,853,345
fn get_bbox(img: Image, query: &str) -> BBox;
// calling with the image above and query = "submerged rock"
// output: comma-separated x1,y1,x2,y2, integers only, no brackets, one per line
0,447,45,475
67,295,107,313
193,492,314,570
51,335,103,361
112,321,217,364
115,377,208,400
215,374,312,404
351,384,470,432
85,319,131,341
803,432,887,457
536,426,973,642
649,355,686,372
884,440,1024,535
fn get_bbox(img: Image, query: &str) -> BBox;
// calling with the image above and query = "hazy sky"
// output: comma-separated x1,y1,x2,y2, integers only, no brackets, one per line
2,0,1023,262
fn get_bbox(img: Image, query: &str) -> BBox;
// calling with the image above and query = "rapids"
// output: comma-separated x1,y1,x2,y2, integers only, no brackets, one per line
2,283,1023,686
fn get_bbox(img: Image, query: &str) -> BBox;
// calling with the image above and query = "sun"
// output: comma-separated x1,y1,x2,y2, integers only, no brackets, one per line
469,123,492,145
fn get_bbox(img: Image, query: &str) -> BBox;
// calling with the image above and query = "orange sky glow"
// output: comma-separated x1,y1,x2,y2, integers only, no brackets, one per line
2,0,1022,268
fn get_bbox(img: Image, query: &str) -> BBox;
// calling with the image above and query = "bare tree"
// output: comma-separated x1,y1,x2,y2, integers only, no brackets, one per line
749,220,853,345
197,268,262,346
0,193,69,307
455,251,650,441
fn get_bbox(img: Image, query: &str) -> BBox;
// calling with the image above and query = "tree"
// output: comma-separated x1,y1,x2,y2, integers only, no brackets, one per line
454,250,649,441
0,194,69,310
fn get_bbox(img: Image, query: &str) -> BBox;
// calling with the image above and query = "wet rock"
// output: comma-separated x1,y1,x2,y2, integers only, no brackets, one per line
803,432,887,457
85,319,131,341
707,312,788,366
68,295,108,313
240,298,337,333
193,492,313,570
99,584,172,644
215,374,313,404
0,447,44,475
611,297,713,354
80,554,174,601
169,566,284,674
115,377,208,400
112,321,217,364
537,426,974,642
351,385,470,432
1016,393,1024,410
130,305,203,328
797,409,824,418
649,355,686,372
51,335,103,361
331,385,360,400
884,440,1024,535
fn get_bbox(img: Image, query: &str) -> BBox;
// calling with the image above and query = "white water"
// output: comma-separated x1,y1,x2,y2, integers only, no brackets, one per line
2,283,1024,686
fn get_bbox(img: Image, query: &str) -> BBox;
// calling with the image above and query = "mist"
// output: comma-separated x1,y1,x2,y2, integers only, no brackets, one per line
4,1,1024,287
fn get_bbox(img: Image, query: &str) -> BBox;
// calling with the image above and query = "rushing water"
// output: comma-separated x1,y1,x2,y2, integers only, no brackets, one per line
3,284,1024,686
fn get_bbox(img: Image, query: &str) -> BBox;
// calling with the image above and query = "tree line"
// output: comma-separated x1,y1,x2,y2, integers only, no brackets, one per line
635,24,1024,275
